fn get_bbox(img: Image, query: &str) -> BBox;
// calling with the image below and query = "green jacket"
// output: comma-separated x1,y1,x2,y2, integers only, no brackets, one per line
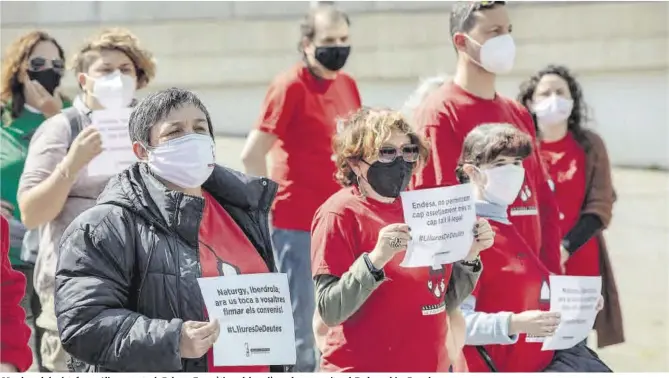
0,99,72,266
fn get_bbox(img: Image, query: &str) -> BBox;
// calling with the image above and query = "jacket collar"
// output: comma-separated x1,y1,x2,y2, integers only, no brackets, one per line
134,163,276,246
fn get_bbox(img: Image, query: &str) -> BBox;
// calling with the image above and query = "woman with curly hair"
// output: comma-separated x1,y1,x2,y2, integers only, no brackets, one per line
517,65,624,349
0,30,71,372
310,107,494,372
17,28,156,372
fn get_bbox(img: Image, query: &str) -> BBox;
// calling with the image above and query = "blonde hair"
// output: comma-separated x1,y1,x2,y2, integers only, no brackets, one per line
333,107,430,187
71,28,156,89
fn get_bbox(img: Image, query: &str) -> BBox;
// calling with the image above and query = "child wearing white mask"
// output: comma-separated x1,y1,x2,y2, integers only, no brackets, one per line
455,123,608,373
17,28,155,372
518,65,623,349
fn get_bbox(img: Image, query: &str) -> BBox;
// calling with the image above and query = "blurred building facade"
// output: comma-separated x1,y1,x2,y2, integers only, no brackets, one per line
1,1,667,168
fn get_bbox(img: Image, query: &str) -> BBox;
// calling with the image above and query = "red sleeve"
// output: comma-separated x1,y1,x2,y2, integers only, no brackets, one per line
519,110,562,274
255,78,301,138
0,216,32,372
411,109,462,190
311,210,357,278
349,77,362,108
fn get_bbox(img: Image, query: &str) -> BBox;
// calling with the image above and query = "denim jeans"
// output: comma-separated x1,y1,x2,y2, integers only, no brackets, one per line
271,228,318,372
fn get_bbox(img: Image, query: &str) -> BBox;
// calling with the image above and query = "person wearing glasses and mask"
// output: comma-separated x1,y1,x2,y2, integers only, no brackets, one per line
54,88,286,373
241,4,361,372
410,1,563,275
311,107,493,372
0,30,71,372
517,65,623,349
455,123,609,372
17,28,155,372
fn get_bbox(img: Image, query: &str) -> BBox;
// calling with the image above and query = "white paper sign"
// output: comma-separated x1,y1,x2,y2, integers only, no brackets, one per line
87,108,137,177
400,184,476,267
197,273,296,366
541,275,602,351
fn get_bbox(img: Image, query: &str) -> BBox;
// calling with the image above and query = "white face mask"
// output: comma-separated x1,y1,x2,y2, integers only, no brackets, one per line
532,95,574,130
479,164,525,206
90,70,136,109
145,133,216,189
467,34,516,75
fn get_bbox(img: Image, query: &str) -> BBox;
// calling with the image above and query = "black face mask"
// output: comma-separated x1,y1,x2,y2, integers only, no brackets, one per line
314,46,351,72
364,159,414,198
27,69,62,95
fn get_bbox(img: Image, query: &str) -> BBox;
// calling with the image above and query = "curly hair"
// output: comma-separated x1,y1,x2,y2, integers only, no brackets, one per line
71,28,156,89
455,123,533,184
0,30,66,120
517,64,591,149
333,107,430,187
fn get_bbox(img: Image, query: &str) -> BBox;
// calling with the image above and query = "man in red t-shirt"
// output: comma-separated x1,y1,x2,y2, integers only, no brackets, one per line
410,1,562,273
240,4,361,372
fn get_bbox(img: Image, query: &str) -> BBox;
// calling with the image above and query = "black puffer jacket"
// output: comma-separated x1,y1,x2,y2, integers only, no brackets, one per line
55,163,285,372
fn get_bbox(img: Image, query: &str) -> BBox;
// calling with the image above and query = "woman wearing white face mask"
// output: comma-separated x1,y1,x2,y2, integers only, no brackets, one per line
455,123,608,373
53,88,286,373
17,28,155,372
518,65,624,349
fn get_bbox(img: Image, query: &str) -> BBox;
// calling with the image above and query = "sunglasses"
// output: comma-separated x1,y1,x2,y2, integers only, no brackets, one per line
377,144,420,164
28,57,65,73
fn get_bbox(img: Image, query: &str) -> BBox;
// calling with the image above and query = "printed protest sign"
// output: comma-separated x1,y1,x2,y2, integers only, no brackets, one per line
197,273,296,366
541,275,602,351
400,184,476,267
87,108,137,177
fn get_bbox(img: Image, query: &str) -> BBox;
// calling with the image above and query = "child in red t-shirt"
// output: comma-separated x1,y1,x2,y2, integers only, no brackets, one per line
453,124,604,372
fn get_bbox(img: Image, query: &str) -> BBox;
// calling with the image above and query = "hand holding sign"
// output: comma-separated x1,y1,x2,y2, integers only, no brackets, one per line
465,218,495,260
509,310,561,337
369,223,412,269
180,319,221,359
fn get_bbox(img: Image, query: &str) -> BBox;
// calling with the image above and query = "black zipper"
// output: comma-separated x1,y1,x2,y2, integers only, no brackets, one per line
255,178,277,271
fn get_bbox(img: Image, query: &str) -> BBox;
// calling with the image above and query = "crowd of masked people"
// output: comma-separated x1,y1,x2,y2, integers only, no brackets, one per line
0,1,625,373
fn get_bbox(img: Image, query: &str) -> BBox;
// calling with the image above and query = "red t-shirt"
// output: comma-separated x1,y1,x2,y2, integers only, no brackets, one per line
311,187,452,372
256,63,362,232
198,191,271,373
411,81,562,274
463,220,555,372
541,133,600,276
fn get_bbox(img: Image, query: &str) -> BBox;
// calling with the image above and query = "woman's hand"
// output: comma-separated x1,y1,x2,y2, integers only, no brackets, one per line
24,79,62,118
179,319,220,359
509,310,561,336
64,127,103,174
368,223,411,269
464,218,495,261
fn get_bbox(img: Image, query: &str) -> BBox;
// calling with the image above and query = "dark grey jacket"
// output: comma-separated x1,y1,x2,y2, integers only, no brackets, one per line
55,163,283,372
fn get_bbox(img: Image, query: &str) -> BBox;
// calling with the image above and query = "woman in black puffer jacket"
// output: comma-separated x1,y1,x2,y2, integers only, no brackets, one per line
54,88,289,373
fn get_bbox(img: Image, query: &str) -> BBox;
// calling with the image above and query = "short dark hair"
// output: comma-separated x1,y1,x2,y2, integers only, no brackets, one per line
129,87,213,146
455,123,532,183
449,1,506,39
298,4,351,52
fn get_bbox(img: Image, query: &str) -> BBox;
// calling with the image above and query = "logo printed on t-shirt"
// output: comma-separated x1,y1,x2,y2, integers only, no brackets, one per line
422,267,447,316
510,185,538,216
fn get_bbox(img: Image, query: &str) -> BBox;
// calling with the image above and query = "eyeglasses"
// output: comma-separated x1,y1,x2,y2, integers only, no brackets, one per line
377,144,420,164
28,57,65,73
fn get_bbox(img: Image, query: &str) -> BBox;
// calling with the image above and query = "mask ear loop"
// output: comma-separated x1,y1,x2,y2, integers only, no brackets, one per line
348,157,371,198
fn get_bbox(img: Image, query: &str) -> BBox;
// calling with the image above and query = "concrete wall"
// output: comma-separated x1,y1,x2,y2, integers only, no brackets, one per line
2,1,668,168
